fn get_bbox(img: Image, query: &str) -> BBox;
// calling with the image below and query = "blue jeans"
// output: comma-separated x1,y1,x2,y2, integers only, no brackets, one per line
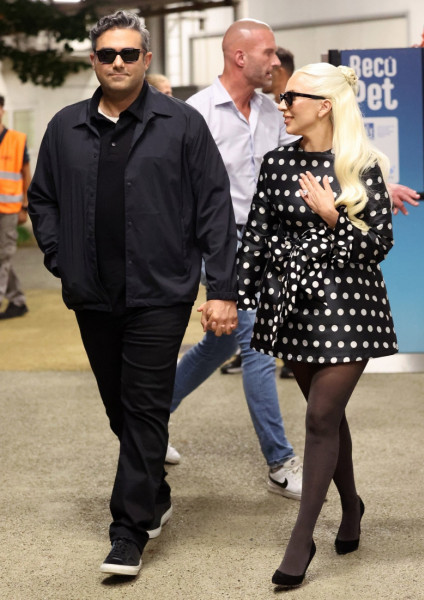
171,308,294,467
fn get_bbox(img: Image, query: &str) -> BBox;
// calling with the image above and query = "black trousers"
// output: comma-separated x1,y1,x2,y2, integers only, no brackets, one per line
76,304,192,551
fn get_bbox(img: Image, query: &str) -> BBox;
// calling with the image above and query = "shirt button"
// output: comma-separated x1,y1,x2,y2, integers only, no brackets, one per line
111,142,116,147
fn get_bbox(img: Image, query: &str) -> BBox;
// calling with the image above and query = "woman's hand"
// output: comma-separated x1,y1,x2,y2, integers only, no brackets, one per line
197,300,238,336
299,171,339,228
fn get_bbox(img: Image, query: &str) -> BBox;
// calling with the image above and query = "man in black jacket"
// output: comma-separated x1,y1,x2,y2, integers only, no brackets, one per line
28,11,237,577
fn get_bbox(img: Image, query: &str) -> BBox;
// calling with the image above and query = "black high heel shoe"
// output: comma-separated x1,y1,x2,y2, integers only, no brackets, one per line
272,540,316,589
335,496,365,555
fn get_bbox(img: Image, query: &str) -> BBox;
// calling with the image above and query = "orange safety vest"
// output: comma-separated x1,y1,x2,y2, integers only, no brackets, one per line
0,129,26,214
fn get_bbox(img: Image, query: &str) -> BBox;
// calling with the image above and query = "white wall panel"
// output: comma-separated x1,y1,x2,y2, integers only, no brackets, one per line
274,17,408,70
246,0,424,46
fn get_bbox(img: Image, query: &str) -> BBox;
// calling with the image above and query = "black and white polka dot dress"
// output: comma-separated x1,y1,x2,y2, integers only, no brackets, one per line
237,140,398,364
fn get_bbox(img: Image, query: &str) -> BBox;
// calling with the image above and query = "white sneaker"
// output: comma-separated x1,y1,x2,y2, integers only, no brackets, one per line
268,456,302,500
165,443,181,465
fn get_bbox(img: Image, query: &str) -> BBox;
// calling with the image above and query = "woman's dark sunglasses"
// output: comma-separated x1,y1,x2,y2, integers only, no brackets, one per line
95,48,142,64
279,91,326,106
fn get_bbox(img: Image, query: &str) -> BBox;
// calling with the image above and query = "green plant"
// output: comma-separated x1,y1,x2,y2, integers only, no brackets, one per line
0,0,94,87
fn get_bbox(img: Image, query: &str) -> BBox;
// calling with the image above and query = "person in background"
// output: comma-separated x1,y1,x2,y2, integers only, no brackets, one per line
389,183,420,215
146,73,172,96
169,19,303,501
29,11,237,577
238,62,397,588
0,95,30,320
262,46,295,103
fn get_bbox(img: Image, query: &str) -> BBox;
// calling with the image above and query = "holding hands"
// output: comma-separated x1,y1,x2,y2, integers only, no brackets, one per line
197,299,238,336
299,171,339,228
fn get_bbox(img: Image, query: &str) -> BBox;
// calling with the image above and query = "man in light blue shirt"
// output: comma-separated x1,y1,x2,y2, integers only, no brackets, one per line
170,19,302,500
187,74,292,227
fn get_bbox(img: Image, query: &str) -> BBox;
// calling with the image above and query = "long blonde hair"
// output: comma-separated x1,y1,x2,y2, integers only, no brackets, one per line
296,63,390,231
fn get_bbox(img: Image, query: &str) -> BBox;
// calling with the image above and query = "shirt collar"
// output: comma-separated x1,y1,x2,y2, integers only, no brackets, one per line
89,80,148,123
212,76,264,110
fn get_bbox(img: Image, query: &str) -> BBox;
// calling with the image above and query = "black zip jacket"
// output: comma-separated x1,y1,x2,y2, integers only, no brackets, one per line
28,85,237,310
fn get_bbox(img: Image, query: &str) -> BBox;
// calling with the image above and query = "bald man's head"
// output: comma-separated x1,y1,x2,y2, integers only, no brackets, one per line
222,19,272,56
221,19,280,90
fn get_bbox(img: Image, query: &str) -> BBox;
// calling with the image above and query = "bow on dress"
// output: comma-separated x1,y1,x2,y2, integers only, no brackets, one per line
266,221,353,347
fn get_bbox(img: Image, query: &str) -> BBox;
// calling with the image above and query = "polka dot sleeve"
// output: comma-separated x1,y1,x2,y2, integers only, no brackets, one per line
237,160,278,309
330,164,394,266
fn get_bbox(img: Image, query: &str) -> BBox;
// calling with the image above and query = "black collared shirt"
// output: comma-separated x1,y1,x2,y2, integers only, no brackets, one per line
29,84,237,311
90,82,147,310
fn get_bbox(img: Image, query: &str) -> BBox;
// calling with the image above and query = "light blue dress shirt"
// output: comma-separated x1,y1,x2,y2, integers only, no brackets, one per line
187,76,297,225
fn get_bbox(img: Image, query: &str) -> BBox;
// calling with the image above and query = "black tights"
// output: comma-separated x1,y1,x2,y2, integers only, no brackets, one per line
277,359,368,576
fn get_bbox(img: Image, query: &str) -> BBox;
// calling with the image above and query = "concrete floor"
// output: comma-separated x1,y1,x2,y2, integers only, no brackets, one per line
0,246,423,600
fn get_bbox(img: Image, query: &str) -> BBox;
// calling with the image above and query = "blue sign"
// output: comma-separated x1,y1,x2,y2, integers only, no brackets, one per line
340,48,424,192
383,204,424,353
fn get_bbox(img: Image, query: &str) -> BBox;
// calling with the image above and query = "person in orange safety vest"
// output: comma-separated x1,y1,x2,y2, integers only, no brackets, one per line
0,95,31,319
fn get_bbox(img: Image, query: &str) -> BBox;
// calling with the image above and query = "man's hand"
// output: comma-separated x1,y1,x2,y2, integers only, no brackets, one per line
388,183,420,216
197,300,238,336
18,208,28,225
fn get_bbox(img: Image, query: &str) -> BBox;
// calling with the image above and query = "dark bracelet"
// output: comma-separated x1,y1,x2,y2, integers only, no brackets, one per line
21,206,28,211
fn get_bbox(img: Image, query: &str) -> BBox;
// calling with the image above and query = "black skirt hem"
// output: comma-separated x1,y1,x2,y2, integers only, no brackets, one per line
251,343,399,364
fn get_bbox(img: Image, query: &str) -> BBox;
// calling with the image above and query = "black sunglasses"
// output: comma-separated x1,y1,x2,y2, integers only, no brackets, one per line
279,91,326,106
95,48,143,64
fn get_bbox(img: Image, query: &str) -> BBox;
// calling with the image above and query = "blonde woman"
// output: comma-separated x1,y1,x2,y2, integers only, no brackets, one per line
237,62,398,588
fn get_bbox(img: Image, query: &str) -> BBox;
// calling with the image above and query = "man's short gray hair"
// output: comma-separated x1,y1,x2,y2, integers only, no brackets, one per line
89,10,151,54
